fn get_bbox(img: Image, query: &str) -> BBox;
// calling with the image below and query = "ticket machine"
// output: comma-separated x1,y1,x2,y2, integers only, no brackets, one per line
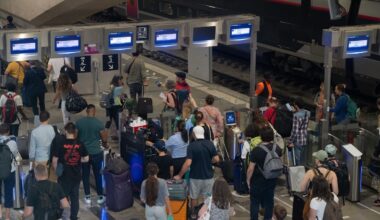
342,143,363,202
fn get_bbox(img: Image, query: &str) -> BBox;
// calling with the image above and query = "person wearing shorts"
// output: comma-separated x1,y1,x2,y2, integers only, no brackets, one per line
174,126,219,219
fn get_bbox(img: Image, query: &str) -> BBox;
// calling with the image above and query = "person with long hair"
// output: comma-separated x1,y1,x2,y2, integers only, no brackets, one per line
53,74,72,125
165,120,189,176
140,163,172,220
108,75,124,140
189,111,214,142
198,95,224,139
308,176,339,220
198,177,235,219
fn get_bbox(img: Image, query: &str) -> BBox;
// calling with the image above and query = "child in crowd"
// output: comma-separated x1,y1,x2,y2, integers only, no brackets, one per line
198,177,235,220
140,163,172,220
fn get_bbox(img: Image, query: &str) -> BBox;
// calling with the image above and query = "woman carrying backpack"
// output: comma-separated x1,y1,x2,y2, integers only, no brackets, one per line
140,163,172,220
108,75,125,140
308,176,341,220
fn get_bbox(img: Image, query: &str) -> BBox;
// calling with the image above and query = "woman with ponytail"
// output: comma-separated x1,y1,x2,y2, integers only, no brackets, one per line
140,163,172,220
165,120,189,176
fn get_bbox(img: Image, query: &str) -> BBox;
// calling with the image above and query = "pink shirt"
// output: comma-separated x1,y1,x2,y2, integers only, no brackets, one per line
199,105,224,138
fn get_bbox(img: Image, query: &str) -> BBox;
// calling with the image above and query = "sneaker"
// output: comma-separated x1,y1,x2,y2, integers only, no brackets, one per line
84,195,91,204
374,199,380,206
97,195,105,204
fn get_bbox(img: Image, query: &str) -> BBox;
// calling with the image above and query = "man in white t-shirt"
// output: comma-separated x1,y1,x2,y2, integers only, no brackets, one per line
47,57,70,92
0,82,28,136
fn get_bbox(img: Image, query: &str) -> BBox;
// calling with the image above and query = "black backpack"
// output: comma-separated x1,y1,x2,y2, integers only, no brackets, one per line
0,139,12,180
35,182,63,220
60,65,78,84
326,159,350,198
273,106,293,137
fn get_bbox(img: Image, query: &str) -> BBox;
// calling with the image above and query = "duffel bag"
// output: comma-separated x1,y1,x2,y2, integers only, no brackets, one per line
167,179,187,200
65,90,87,114
105,152,130,175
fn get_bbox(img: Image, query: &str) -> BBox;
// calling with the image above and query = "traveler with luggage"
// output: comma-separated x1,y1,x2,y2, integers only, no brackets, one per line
52,122,89,220
255,72,273,108
47,57,71,93
146,140,173,180
53,74,73,125
263,97,279,125
198,95,224,139
140,162,173,220
174,126,220,219
198,177,235,219
23,164,70,220
29,111,56,167
76,104,108,205
125,51,147,101
0,123,22,220
314,82,335,123
4,60,27,93
189,111,214,142
175,71,197,111
165,120,189,176
307,175,341,220
23,61,48,125
330,84,350,125
162,79,177,112
300,150,339,195
246,126,283,220
0,82,28,136
288,98,310,166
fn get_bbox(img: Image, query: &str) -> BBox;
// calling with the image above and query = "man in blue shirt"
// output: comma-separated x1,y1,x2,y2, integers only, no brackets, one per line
330,84,349,125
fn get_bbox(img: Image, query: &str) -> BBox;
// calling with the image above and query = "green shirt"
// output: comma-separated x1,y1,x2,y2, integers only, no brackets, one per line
76,116,104,155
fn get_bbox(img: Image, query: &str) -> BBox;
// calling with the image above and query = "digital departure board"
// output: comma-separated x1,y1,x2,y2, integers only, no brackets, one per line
108,32,133,50
155,29,178,47
55,35,81,54
10,37,38,55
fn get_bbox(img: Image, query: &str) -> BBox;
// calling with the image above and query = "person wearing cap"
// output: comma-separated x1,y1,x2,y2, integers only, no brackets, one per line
255,72,273,108
300,150,339,195
125,51,147,101
174,71,197,111
324,144,338,167
146,140,174,180
174,126,219,219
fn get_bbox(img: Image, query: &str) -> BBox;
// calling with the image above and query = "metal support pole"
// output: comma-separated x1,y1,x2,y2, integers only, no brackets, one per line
321,46,334,148
13,162,24,209
250,32,258,109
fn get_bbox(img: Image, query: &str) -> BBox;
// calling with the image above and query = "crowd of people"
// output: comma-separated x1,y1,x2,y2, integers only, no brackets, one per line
0,47,379,220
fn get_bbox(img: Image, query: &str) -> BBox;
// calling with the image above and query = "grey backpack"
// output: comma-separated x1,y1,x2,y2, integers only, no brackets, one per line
258,143,283,179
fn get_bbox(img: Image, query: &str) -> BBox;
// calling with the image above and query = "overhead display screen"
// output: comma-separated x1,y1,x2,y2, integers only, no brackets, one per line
193,26,216,43
137,25,149,41
108,32,133,50
225,111,236,126
346,35,370,55
230,23,252,40
155,29,178,47
55,35,81,54
10,37,38,55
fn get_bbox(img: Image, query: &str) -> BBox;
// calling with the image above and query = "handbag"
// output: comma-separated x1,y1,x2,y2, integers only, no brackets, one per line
65,89,88,114
198,196,212,220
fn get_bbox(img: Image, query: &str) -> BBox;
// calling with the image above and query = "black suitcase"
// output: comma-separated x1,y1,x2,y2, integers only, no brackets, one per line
233,158,249,194
221,160,234,183
104,169,133,212
136,97,153,115
292,192,308,220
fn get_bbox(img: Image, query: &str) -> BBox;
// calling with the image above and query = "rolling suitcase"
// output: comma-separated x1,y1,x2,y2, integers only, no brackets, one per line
292,192,308,220
168,199,188,220
136,86,153,117
104,169,133,212
284,147,305,193
233,158,249,194
167,180,187,200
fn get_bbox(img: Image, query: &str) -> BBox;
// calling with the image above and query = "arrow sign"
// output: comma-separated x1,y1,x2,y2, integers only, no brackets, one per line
74,56,91,73
103,54,119,71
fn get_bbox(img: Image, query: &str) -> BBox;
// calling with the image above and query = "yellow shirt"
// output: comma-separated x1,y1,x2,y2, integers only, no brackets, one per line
5,61,26,83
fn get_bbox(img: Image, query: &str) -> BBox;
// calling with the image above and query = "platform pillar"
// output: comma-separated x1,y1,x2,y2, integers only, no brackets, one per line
188,47,212,83
321,46,333,148
250,32,258,109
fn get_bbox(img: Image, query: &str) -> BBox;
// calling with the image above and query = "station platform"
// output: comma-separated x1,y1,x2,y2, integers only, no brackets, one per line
6,55,380,220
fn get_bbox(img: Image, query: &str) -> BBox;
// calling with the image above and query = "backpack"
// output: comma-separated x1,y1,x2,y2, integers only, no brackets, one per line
2,93,18,124
65,90,88,114
257,143,283,179
326,159,350,198
346,95,359,120
273,106,293,137
0,139,13,180
36,182,63,219
60,64,78,84
175,89,190,114
322,197,343,220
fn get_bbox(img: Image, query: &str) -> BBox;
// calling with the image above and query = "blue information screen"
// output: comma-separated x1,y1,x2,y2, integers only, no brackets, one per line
155,29,178,47
109,32,133,50
193,26,216,43
55,35,81,54
230,23,252,40
346,35,370,55
10,37,38,55
225,111,236,125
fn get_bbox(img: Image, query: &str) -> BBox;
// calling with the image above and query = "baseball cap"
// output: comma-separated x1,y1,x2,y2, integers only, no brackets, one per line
324,144,337,156
312,150,328,161
192,126,205,139
175,71,187,79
